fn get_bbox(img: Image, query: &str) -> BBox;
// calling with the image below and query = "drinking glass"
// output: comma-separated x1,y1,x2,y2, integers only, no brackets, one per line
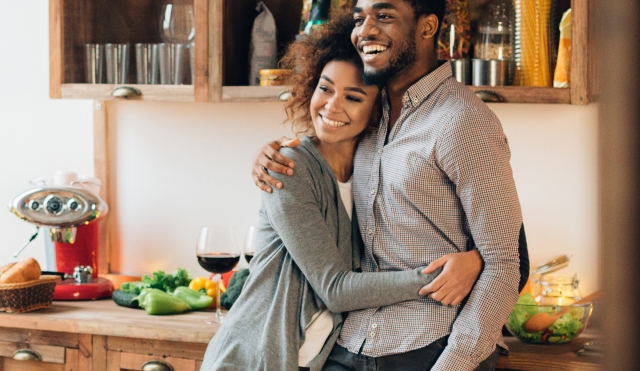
160,3,195,44
243,226,257,264
196,226,241,324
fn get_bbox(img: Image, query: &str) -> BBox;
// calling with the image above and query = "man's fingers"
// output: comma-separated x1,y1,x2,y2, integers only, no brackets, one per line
422,257,447,274
256,168,283,189
281,137,300,150
419,277,444,296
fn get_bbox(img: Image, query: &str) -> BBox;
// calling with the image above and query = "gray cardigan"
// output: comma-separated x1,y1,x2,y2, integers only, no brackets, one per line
200,137,440,371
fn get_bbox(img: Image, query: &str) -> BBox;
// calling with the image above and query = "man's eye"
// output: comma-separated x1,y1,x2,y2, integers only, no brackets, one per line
354,17,364,26
378,14,391,21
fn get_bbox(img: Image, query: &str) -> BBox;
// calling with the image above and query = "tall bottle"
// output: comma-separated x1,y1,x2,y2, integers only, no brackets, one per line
437,0,471,60
512,0,553,86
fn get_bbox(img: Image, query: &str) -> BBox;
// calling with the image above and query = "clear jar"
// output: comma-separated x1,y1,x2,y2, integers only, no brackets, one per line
475,2,512,60
437,0,471,60
534,274,583,306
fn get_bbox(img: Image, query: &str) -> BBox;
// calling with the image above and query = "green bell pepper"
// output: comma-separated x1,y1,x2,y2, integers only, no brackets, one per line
133,288,190,315
172,286,213,310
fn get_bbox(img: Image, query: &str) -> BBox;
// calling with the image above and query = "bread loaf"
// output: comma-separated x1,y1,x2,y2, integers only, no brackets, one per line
0,262,16,277
0,258,41,283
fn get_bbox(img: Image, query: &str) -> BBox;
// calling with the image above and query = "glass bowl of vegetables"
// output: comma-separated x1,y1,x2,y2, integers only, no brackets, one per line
506,293,593,344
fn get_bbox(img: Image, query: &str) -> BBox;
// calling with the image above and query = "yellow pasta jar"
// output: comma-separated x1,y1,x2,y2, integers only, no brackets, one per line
259,69,293,86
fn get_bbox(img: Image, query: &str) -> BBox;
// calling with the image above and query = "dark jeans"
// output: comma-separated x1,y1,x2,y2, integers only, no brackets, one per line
321,336,501,371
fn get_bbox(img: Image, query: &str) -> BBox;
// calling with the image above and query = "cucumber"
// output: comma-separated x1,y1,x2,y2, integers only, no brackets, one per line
112,290,141,309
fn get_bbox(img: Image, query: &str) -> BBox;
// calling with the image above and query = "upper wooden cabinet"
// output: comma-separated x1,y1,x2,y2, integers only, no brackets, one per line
49,0,593,104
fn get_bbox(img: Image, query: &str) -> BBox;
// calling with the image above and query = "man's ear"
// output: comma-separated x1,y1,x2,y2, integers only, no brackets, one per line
420,14,439,39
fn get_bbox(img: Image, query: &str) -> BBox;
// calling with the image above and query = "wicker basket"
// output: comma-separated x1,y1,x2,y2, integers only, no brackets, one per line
0,275,61,313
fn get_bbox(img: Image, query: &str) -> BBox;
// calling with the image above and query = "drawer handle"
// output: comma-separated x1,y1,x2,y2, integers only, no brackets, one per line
111,86,142,99
278,90,291,101
142,360,174,371
474,90,504,103
12,349,42,362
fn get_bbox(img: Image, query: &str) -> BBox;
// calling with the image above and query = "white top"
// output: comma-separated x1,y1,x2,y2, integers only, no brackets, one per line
298,177,353,366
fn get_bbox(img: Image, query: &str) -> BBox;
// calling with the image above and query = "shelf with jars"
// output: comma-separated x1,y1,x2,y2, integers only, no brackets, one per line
49,0,593,104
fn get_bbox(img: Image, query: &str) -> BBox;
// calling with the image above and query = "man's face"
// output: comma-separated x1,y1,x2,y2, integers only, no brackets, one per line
351,0,419,85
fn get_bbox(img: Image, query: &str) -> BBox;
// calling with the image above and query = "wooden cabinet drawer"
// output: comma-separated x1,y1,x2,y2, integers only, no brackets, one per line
98,335,208,371
0,328,91,371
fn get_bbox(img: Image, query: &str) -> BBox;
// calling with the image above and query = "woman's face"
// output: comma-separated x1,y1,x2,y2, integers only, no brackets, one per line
310,60,379,145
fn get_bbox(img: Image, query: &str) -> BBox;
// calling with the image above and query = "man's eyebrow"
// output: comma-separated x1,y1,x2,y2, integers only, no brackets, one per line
354,2,397,13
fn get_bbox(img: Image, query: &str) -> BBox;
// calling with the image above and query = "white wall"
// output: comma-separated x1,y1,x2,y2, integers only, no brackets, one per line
0,1,93,268
109,101,600,295
0,1,600,298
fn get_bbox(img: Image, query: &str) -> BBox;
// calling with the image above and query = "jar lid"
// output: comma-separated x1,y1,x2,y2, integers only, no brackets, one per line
535,255,571,275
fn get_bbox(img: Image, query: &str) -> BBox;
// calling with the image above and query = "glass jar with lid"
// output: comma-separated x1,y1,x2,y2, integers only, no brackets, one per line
530,255,583,306
474,2,512,60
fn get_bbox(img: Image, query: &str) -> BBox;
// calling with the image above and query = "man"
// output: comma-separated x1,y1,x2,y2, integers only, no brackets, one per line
252,1,525,369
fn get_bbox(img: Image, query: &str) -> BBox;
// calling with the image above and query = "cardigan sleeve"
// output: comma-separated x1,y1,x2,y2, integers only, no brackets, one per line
262,148,440,313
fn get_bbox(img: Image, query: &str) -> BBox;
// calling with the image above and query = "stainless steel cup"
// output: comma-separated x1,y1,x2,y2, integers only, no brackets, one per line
135,43,160,84
158,43,190,84
158,43,171,84
84,44,104,84
472,59,510,86
450,59,471,85
105,43,130,84
189,42,195,85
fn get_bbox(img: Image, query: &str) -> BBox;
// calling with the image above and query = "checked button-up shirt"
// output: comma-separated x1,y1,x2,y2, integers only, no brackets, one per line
336,62,523,371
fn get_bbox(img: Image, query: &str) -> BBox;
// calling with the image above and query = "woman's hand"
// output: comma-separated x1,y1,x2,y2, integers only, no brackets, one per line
418,250,483,306
251,137,300,193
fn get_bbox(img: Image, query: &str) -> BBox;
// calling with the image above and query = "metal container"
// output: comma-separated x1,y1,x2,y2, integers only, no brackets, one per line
472,59,510,86
449,59,471,85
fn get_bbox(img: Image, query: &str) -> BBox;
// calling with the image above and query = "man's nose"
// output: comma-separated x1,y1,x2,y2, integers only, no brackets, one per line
357,17,380,38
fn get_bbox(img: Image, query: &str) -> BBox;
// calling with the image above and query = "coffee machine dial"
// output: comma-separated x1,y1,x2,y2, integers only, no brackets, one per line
9,186,105,228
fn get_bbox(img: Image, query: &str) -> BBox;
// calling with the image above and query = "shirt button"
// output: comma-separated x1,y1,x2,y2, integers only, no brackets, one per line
368,229,374,235
370,331,376,337
371,324,378,328
378,149,383,154
370,189,375,195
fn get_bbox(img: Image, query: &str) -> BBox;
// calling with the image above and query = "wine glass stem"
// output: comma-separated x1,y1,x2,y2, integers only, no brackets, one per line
216,274,222,320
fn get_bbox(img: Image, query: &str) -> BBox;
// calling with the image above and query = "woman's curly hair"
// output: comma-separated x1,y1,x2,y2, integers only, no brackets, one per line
280,13,380,136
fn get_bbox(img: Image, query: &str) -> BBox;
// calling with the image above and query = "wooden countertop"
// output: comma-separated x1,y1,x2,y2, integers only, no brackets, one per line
0,299,219,344
0,300,603,370
497,330,602,371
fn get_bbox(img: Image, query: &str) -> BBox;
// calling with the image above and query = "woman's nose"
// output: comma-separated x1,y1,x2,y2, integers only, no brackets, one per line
325,96,342,112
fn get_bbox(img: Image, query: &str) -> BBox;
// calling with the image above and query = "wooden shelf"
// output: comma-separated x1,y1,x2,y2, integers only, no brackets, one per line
50,0,592,104
469,86,571,104
61,84,195,101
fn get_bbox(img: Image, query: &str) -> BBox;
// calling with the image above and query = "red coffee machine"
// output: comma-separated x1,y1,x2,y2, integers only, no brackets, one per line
9,186,113,300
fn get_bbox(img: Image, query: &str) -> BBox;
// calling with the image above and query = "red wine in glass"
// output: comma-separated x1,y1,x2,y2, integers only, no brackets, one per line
244,253,255,263
196,226,240,324
198,252,241,273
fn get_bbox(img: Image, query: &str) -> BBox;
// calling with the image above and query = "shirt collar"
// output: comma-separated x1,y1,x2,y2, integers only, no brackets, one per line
382,61,453,108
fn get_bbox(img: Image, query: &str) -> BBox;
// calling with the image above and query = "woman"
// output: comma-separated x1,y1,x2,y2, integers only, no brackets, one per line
200,15,441,371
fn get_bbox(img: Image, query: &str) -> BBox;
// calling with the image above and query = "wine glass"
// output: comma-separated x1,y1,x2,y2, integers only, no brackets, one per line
243,226,257,264
196,226,241,324
160,3,195,44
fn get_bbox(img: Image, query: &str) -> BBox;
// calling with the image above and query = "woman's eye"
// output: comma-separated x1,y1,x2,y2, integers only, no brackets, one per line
318,85,331,93
346,95,363,103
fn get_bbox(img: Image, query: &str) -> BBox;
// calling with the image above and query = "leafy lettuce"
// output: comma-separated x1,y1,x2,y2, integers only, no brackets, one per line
120,268,192,295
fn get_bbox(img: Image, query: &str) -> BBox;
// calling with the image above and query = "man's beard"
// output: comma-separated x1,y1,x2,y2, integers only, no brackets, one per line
363,34,417,86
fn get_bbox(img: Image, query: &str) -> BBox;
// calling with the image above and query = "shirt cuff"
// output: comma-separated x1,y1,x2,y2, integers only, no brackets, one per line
431,346,479,371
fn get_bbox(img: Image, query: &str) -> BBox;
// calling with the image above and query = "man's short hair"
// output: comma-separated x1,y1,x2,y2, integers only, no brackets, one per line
404,0,446,41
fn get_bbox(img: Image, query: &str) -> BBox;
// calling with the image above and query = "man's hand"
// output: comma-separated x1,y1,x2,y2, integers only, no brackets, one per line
419,250,483,306
251,136,300,193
